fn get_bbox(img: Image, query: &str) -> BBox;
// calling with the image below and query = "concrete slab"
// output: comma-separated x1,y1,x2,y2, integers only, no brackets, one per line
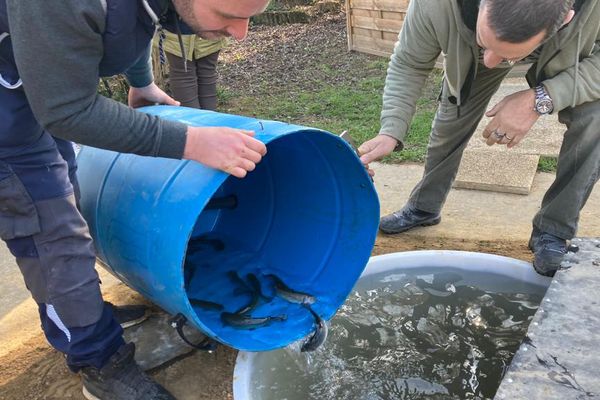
454,150,540,195
124,310,209,371
467,78,564,158
372,162,600,242
494,238,600,399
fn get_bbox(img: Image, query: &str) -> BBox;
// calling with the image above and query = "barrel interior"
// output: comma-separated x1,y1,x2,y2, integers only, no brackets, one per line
181,132,370,350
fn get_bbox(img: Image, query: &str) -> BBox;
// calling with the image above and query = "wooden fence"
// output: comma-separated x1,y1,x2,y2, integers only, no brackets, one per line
345,0,409,57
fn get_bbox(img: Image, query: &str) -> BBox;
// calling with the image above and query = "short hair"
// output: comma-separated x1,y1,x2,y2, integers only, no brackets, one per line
481,0,574,43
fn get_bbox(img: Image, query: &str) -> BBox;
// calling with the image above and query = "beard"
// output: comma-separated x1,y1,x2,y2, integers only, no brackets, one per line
171,0,230,39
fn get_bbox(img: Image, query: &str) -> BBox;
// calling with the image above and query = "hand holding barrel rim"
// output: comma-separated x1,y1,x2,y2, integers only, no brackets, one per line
184,126,267,178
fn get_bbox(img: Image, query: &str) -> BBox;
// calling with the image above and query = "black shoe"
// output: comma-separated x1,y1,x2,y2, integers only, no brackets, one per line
528,227,567,277
379,206,441,234
81,343,175,400
107,302,149,329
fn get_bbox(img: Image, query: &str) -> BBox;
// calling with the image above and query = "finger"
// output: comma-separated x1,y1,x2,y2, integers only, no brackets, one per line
228,166,247,179
485,102,500,117
482,121,499,139
242,135,267,155
238,129,256,137
357,142,372,157
485,129,503,146
241,147,263,164
498,134,513,146
161,94,180,106
507,135,523,148
360,147,383,165
237,157,256,173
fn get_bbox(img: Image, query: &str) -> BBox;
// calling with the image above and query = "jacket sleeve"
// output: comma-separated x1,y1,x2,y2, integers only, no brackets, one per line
543,46,600,112
7,0,187,159
124,42,154,88
379,0,441,146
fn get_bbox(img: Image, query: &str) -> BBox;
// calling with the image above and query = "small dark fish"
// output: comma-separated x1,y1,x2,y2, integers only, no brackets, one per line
227,271,252,292
189,298,224,311
221,312,286,330
301,305,328,352
268,274,316,305
234,289,260,315
246,273,273,300
415,278,453,297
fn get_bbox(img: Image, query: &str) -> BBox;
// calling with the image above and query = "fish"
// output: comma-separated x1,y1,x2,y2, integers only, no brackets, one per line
268,274,316,305
246,272,273,300
234,289,260,315
221,312,286,330
300,305,328,352
189,298,224,311
227,270,253,292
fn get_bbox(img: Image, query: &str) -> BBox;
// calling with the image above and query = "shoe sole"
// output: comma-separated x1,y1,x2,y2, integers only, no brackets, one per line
82,386,101,400
379,217,441,234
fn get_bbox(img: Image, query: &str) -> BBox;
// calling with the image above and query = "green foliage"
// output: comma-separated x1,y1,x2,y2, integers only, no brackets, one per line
538,156,558,172
222,67,443,164
97,76,129,104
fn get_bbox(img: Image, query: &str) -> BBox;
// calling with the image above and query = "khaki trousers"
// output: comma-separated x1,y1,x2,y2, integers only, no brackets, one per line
407,65,600,240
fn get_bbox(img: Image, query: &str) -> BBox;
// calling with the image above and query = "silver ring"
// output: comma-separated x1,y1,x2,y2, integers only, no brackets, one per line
504,134,514,141
493,130,505,140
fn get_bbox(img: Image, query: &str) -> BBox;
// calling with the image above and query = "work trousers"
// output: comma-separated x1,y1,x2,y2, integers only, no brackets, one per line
0,83,124,372
166,50,220,110
407,64,600,240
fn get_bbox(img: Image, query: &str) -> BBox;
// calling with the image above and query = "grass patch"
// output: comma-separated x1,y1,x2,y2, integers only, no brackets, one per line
221,66,443,164
538,156,558,172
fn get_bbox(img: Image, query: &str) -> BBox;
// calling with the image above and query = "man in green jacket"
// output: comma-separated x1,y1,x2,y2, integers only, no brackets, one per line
359,0,600,276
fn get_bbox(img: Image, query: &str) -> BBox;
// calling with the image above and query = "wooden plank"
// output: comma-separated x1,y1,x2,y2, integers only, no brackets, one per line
350,44,393,57
381,10,404,20
353,27,386,38
351,34,397,54
351,15,403,33
353,8,379,17
350,0,409,12
382,31,399,41
346,0,353,52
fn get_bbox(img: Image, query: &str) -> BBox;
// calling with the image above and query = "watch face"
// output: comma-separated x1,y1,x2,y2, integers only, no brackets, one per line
537,99,553,114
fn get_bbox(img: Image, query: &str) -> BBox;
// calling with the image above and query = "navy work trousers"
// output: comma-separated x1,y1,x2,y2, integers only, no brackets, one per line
0,81,124,371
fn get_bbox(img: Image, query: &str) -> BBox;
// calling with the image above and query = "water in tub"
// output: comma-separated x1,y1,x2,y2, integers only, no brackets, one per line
248,267,545,400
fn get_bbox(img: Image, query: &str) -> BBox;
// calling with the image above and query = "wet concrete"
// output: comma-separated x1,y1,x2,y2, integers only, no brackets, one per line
494,238,600,399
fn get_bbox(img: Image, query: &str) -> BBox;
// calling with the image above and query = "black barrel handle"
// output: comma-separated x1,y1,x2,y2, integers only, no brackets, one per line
169,313,218,353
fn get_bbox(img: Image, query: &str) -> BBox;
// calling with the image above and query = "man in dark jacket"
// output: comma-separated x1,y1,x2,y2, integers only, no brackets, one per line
1,1,269,399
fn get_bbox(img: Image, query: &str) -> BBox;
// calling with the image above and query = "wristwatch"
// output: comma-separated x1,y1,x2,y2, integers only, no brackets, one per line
534,85,554,115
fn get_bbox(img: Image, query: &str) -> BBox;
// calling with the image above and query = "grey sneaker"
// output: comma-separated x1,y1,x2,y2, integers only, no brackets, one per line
108,302,149,329
528,227,567,277
379,205,441,234
81,343,175,400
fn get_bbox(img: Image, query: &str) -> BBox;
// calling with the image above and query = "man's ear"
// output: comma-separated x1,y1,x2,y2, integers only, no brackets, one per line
562,9,575,27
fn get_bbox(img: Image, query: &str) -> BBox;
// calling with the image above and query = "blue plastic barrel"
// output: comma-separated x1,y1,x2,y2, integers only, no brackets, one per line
76,106,379,351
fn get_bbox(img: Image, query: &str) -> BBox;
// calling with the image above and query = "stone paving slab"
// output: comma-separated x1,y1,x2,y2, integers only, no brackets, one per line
124,310,208,371
373,163,600,242
467,78,564,158
494,238,600,400
454,150,540,195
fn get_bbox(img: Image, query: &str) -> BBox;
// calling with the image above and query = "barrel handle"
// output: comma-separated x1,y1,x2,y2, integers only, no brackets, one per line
169,313,218,353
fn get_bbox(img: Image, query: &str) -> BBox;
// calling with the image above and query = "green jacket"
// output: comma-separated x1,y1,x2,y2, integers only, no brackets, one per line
157,31,227,61
380,0,600,146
